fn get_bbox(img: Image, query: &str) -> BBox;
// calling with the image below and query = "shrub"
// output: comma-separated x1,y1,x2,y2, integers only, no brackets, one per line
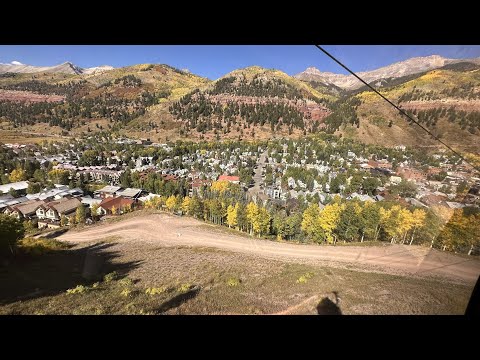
296,272,315,284
17,238,69,256
121,288,132,297
138,309,154,315
178,283,192,293
119,277,134,287
296,276,308,284
145,287,167,295
0,214,25,255
103,271,118,283
66,285,89,294
227,278,240,287
92,282,100,288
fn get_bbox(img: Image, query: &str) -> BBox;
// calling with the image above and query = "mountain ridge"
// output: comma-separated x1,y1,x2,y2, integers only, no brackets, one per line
295,55,480,90
0,61,114,75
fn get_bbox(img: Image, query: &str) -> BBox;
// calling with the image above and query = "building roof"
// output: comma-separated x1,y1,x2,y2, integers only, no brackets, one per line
0,196,30,209
27,187,83,201
191,179,210,188
445,201,466,209
218,175,240,182
348,193,374,202
14,199,45,216
161,174,178,182
99,196,134,210
47,197,82,215
0,181,29,194
97,185,122,194
0,194,14,202
81,196,102,206
138,193,161,203
117,188,142,198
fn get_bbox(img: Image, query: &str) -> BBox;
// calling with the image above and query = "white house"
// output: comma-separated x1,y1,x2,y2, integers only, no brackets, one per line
37,197,82,226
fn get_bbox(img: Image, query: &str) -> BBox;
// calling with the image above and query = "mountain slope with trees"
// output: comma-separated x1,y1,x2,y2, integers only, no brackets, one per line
1,57,479,154
167,66,335,141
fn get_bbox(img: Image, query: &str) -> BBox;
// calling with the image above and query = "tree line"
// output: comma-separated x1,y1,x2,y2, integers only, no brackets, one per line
142,180,480,255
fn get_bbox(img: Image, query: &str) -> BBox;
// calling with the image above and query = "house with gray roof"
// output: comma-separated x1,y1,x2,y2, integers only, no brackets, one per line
3,199,45,220
117,188,144,200
95,185,122,199
37,197,82,227
0,181,29,194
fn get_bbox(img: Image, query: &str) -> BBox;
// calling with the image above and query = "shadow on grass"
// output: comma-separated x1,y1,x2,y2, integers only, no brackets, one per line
0,242,142,305
156,286,201,314
39,228,69,239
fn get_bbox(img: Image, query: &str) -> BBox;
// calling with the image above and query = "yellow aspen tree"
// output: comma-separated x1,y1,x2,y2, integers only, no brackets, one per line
301,203,322,242
91,202,100,215
318,202,344,244
182,197,192,215
381,205,411,244
399,208,415,244
226,203,238,228
210,180,230,193
246,202,259,236
9,168,27,182
256,207,271,237
409,208,427,245
360,202,381,242
166,195,177,212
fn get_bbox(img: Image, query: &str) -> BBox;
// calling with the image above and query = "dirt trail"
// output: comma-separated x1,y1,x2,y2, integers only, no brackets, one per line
58,213,480,284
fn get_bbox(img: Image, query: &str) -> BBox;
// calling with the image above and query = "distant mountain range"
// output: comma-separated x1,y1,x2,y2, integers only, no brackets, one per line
295,55,480,90
0,61,114,75
2,55,479,87
0,55,479,153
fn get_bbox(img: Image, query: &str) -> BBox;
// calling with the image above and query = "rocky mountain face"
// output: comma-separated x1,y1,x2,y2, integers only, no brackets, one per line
295,55,480,90
0,61,114,75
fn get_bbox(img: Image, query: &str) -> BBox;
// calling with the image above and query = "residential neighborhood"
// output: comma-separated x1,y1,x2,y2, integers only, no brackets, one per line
1,134,479,233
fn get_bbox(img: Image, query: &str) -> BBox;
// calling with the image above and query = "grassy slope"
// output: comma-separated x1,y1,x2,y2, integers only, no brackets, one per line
0,238,472,315
339,68,480,153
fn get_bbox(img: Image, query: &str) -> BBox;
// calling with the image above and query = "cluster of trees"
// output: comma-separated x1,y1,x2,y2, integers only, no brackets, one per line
0,72,16,78
409,107,480,133
207,76,310,100
0,77,162,129
120,169,189,198
0,100,73,129
0,214,25,256
323,97,361,133
398,83,478,102
114,75,142,87
0,148,46,185
301,201,429,245
170,94,306,135
143,179,479,255
169,74,330,136
1,80,87,98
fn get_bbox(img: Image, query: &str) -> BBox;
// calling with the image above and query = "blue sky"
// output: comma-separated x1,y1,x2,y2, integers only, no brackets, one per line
1,45,479,80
